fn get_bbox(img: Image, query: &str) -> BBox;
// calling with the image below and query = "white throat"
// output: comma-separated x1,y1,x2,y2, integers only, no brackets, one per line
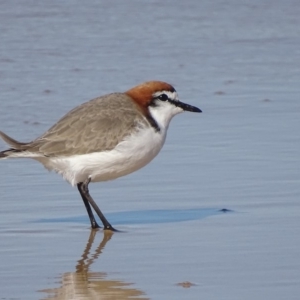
148,101,183,131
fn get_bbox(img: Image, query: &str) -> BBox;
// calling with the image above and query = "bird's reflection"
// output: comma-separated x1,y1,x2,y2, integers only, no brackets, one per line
40,230,148,300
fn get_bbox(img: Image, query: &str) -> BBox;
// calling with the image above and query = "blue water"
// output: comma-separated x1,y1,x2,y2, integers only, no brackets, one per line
0,0,300,299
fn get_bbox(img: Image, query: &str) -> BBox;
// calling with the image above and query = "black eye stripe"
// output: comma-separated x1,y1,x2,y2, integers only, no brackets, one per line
150,91,177,107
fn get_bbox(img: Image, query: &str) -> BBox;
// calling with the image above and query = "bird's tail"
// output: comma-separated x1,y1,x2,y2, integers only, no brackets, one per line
0,131,28,159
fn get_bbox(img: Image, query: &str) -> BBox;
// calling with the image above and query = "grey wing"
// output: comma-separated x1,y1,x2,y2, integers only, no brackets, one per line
28,93,147,156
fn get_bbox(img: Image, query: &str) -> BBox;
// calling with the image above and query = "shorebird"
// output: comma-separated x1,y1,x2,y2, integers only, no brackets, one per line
0,81,201,231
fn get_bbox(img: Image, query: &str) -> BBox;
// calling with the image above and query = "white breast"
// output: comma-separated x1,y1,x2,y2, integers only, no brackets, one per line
38,124,167,186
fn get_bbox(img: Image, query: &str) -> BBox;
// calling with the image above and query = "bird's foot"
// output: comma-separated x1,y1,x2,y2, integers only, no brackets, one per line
104,224,119,232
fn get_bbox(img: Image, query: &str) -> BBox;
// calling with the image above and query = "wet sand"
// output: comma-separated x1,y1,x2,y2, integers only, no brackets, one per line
1,0,300,299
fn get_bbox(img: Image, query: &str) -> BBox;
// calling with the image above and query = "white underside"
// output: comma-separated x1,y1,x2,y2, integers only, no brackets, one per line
30,125,166,186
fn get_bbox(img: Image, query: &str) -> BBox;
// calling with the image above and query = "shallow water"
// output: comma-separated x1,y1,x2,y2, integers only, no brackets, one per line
1,0,300,299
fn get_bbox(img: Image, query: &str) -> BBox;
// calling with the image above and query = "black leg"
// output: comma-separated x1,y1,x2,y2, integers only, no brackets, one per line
77,182,100,229
79,178,117,231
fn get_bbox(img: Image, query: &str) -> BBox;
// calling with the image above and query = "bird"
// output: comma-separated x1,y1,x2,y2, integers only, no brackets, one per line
0,81,201,231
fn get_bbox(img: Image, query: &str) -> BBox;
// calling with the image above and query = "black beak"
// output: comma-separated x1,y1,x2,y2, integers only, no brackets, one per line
176,100,202,113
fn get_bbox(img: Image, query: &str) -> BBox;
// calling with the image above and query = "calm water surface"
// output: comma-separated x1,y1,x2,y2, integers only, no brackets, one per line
0,0,300,299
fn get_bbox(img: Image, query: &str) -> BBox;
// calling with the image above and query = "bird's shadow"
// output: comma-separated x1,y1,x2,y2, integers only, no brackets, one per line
34,207,233,226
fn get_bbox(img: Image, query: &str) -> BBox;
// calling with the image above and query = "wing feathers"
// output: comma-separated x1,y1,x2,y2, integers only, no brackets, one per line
26,93,148,156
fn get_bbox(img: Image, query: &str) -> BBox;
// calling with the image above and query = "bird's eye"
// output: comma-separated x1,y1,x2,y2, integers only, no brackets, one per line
158,94,168,101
